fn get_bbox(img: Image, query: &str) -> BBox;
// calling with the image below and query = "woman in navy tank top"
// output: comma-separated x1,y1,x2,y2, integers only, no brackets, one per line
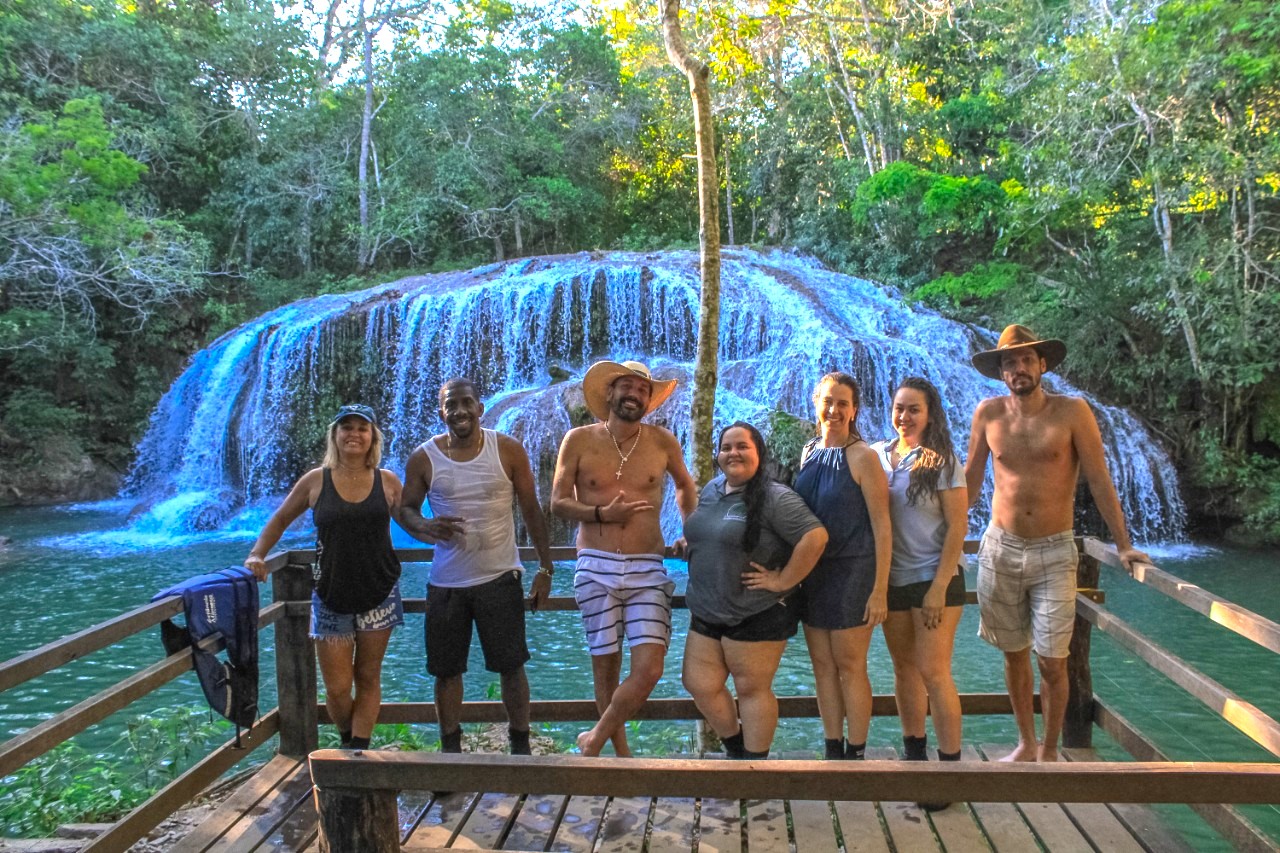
793,373,892,760
245,404,405,750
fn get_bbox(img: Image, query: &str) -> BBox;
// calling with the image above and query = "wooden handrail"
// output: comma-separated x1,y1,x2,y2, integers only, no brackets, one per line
81,711,281,853
307,750,1280,805
1094,698,1279,852
0,603,286,779
1077,596,1280,758
316,693,1042,726
1083,538,1280,655
0,598,182,694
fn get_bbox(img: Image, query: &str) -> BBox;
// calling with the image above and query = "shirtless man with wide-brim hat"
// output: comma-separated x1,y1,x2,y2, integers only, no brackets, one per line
966,324,1149,762
552,360,698,756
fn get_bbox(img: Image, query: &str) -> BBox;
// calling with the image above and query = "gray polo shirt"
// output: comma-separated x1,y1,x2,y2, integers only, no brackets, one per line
872,440,966,586
683,477,824,626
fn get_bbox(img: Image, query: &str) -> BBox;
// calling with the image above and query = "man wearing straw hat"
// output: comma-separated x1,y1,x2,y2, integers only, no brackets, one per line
966,324,1149,763
552,360,698,756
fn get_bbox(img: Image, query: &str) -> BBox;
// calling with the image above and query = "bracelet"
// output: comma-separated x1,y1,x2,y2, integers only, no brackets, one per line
594,505,604,523
536,566,554,578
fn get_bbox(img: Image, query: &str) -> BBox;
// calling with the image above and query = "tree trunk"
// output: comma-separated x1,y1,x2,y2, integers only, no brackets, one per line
660,0,721,486
356,0,374,271
724,143,735,246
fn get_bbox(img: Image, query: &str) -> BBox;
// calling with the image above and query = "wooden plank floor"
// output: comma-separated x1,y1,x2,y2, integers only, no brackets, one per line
191,747,1193,851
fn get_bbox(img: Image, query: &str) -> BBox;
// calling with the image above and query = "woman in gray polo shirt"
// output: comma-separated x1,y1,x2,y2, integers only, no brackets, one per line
681,422,828,759
872,377,967,799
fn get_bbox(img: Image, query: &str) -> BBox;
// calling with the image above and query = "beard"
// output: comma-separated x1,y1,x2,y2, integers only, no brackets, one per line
1008,373,1041,396
610,396,645,422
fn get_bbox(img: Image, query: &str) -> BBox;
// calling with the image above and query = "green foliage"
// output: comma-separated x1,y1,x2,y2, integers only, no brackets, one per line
0,0,1276,541
1,388,83,446
1189,428,1280,545
911,262,1028,316
764,408,814,485
0,707,232,836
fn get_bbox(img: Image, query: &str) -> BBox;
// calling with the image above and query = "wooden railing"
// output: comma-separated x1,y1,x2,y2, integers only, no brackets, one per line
0,539,1276,852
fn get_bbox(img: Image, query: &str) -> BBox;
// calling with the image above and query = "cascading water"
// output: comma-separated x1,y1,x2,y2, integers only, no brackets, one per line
93,247,1182,549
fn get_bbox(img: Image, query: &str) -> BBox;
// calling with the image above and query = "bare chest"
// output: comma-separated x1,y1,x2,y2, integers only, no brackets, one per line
990,418,1076,472
577,444,667,495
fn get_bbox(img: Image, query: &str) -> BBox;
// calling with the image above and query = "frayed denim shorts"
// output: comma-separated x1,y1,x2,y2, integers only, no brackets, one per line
310,582,404,641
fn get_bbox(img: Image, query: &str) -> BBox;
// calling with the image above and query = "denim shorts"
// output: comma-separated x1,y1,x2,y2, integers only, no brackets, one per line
310,582,405,641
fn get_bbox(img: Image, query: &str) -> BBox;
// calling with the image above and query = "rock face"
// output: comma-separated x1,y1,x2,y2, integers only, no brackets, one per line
0,438,119,507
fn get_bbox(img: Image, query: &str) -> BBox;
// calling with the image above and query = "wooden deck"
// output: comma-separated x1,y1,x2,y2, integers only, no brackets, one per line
174,746,1206,852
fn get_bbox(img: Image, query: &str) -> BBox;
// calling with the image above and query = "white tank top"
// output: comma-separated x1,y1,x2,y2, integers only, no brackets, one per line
423,429,521,587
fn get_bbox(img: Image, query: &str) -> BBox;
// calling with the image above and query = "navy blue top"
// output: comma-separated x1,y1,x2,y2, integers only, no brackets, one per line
792,439,876,559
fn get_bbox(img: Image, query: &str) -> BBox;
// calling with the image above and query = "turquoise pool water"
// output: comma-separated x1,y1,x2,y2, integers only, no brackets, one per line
0,503,1275,847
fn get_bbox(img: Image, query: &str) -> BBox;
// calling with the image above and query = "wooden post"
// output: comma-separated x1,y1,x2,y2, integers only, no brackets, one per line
1064,543,1099,748
274,560,318,757
315,784,400,852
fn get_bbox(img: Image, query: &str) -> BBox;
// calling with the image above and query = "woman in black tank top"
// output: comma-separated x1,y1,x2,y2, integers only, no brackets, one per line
245,404,405,750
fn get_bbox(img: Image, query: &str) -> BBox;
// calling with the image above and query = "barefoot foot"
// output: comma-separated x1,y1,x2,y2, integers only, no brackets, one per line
1000,743,1038,762
578,727,601,753
1037,746,1059,762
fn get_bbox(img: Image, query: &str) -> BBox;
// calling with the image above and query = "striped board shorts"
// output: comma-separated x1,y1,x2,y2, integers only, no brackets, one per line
573,549,676,655
976,525,1079,658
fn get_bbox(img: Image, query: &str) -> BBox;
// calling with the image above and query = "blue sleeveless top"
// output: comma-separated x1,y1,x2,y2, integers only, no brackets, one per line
792,439,876,559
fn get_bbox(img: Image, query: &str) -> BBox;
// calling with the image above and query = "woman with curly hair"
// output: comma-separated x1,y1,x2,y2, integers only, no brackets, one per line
873,377,967,807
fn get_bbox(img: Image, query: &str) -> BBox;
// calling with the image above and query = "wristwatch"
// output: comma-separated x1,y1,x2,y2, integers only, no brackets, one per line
536,566,554,578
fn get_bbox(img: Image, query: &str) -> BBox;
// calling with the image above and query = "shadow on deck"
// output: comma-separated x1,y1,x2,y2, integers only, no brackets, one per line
181,744,1240,852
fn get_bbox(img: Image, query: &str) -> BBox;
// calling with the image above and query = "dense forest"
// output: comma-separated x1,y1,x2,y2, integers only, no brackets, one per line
1,0,1277,542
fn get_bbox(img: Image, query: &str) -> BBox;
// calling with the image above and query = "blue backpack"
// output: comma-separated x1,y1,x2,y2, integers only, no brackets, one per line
153,567,260,735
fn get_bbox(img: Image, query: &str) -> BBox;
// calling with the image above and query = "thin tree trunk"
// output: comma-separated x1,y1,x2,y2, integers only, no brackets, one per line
357,0,374,271
660,0,721,486
724,143,735,246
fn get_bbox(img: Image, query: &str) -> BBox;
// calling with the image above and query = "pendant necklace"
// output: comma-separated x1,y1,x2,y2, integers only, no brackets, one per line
446,429,483,462
606,424,642,479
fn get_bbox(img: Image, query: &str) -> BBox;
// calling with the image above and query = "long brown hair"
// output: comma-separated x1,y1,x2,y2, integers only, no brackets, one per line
896,376,955,506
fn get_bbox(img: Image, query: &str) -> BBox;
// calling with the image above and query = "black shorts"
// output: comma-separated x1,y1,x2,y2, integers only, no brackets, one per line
426,570,529,678
887,572,966,612
689,601,799,643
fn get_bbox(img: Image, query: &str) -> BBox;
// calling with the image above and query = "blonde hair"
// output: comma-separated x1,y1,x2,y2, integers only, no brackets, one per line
322,419,383,470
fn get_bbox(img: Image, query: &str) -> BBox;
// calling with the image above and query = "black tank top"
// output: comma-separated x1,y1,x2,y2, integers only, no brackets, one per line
313,468,401,614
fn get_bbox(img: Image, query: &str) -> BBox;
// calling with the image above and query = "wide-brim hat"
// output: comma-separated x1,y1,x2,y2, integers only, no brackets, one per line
971,324,1067,380
582,360,678,422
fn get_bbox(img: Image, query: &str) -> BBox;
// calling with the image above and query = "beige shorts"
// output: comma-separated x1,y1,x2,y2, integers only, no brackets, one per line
976,526,1078,658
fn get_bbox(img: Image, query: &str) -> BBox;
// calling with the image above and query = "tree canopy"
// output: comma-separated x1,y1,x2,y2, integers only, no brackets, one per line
1,0,1277,539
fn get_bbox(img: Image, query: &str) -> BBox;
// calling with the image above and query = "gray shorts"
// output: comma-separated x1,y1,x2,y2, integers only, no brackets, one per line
976,526,1078,658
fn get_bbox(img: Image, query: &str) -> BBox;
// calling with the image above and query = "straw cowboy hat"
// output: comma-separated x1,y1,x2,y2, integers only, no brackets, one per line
582,360,678,422
971,324,1067,380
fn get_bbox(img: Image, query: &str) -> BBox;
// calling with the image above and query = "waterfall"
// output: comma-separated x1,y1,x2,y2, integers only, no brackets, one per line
113,247,1183,547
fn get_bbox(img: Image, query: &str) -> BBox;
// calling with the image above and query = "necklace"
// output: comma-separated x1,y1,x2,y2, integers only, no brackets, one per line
445,429,483,462
606,424,642,479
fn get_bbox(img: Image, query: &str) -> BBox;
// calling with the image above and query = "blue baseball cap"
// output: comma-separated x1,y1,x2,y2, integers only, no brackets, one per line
331,404,377,425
